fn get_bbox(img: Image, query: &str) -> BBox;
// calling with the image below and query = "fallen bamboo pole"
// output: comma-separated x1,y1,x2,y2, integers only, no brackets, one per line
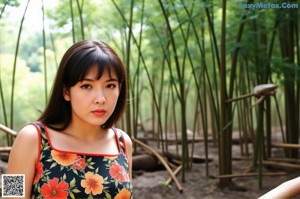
263,160,300,169
0,147,12,152
213,171,286,179
166,165,182,185
272,143,300,149
132,138,183,192
268,157,300,164
0,124,17,137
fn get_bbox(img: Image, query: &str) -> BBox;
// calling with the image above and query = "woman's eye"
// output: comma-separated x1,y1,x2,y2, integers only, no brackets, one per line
106,84,116,89
81,84,91,89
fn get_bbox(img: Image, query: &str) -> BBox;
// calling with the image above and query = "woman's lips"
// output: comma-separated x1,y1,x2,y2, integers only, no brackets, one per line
91,109,106,116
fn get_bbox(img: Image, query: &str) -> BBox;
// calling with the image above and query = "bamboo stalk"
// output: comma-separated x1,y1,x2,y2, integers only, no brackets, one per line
157,0,188,182
166,165,182,185
132,138,183,192
214,172,286,179
10,0,30,132
272,143,300,149
41,0,48,104
132,0,145,143
0,67,8,128
0,123,17,137
268,157,300,163
0,0,8,19
76,0,85,40
110,0,164,145
0,147,12,153
263,160,300,169
69,0,75,43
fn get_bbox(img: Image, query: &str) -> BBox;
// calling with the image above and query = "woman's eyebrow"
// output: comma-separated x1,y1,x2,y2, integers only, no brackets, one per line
81,77,119,82
106,78,119,82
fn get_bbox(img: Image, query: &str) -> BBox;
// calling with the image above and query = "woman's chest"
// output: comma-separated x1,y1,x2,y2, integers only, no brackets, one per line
32,150,132,199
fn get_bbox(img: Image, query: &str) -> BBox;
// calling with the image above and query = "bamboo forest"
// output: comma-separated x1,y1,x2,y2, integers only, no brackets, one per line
0,0,300,198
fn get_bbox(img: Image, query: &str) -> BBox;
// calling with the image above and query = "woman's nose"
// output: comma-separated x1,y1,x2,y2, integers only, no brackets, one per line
94,89,106,104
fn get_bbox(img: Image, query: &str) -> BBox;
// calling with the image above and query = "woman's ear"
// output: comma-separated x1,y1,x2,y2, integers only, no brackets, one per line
63,86,70,101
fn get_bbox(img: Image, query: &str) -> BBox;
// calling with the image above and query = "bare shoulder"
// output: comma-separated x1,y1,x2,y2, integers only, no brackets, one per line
10,124,39,152
14,124,39,143
116,128,132,146
8,124,39,169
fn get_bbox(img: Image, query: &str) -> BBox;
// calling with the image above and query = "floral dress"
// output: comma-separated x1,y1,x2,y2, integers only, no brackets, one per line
31,122,132,199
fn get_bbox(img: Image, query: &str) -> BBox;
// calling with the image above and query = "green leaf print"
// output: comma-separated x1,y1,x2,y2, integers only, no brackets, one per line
50,162,57,169
105,190,112,199
69,178,76,188
72,188,81,193
72,167,79,175
87,193,93,199
87,164,94,169
62,174,67,181
69,191,75,199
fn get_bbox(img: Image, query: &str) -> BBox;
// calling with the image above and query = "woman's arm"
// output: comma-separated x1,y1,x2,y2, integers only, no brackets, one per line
122,132,133,180
259,177,300,199
7,125,39,199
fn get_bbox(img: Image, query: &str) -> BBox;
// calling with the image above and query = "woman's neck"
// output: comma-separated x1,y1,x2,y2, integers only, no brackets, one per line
64,120,108,142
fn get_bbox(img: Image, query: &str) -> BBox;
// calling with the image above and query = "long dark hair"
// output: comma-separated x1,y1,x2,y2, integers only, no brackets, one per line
38,40,127,130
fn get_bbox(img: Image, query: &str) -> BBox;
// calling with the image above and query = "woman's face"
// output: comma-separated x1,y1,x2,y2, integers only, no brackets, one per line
64,65,120,127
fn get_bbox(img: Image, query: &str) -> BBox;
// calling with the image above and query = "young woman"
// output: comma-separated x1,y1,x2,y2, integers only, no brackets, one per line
7,40,132,199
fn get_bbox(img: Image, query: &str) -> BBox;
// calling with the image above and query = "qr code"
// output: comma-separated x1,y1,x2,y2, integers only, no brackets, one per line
1,174,25,197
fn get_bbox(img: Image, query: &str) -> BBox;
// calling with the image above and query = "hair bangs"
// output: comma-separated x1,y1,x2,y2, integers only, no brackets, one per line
65,47,125,88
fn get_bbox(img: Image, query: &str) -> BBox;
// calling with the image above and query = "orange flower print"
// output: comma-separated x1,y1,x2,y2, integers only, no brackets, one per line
33,162,43,183
73,155,86,170
81,172,104,195
51,150,76,166
104,155,117,160
41,177,69,199
114,188,131,199
109,162,129,182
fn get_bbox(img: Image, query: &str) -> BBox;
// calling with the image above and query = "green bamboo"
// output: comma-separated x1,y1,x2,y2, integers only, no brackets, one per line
0,1,9,146
10,0,30,132
132,0,145,142
49,32,59,69
69,0,75,43
125,0,134,138
257,103,265,189
110,0,164,142
76,0,85,40
157,0,189,181
177,0,210,175
157,54,167,152
41,0,48,104
264,14,281,157
0,64,8,128
170,1,194,163
151,22,178,152
163,82,171,153
219,0,230,188
0,0,8,19
205,1,221,137
190,85,200,168
171,83,179,155
277,6,299,158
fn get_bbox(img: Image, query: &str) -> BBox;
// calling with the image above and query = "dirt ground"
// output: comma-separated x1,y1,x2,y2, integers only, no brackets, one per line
132,138,300,199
